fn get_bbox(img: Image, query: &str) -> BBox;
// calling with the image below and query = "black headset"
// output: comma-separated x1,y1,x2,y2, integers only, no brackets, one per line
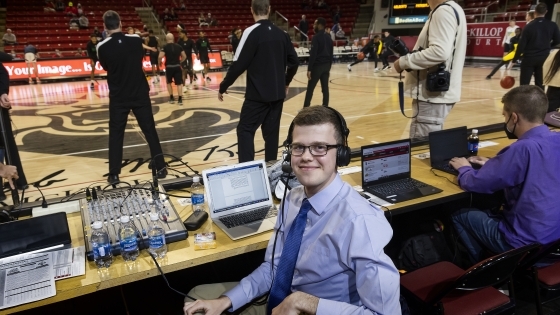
283,107,351,167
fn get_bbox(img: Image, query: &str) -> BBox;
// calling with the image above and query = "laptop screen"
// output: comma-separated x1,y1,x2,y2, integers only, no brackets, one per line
362,140,411,186
429,126,468,164
205,163,270,214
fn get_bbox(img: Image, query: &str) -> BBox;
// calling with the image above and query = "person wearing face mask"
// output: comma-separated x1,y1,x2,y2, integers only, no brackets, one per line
448,85,560,264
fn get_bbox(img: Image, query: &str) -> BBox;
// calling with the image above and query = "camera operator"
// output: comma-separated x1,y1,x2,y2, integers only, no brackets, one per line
393,0,467,139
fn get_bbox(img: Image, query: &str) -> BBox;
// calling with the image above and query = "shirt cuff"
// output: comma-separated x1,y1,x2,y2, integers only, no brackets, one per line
223,285,249,312
398,54,410,70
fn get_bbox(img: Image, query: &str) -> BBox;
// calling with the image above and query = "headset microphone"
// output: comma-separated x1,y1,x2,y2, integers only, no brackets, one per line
281,163,292,174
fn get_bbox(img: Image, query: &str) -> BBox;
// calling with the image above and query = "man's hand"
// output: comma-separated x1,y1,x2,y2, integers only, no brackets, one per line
468,156,489,166
272,291,319,315
218,91,227,102
0,164,18,189
307,71,311,80
449,157,471,170
183,296,231,315
393,59,403,73
0,94,10,109
285,85,289,96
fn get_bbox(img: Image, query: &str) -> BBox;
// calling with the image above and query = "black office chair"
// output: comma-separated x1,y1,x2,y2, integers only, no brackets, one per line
516,238,560,315
401,243,540,315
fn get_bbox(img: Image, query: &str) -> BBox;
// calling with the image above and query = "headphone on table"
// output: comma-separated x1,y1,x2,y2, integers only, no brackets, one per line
283,106,351,167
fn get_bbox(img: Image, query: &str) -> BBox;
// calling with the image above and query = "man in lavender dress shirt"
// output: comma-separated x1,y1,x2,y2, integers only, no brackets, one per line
183,106,401,315
450,85,560,263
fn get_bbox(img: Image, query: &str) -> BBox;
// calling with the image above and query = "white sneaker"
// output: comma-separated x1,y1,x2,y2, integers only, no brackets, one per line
374,68,380,72
183,86,188,93
382,65,389,71
347,64,352,72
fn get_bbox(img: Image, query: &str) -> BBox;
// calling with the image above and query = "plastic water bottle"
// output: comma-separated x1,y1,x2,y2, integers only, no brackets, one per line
118,215,139,261
468,129,479,155
191,176,206,212
91,221,113,268
148,212,167,258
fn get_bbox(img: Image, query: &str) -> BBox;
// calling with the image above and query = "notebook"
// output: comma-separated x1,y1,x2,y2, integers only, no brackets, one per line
429,126,481,175
203,160,277,240
361,139,442,203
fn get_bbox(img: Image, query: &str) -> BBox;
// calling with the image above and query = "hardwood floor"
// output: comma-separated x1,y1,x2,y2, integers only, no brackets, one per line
5,61,514,202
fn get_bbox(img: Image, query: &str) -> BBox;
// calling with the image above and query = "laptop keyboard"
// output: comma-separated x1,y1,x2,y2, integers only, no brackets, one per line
437,163,459,174
218,206,277,229
368,178,428,196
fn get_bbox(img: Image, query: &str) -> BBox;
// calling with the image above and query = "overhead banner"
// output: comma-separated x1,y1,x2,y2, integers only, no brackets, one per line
4,52,223,80
466,21,526,57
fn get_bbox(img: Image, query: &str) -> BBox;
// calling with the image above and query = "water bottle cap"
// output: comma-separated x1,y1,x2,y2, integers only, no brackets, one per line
150,212,159,221
92,221,102,229
472,129,478,134
120,215,130,223
193,176,200,183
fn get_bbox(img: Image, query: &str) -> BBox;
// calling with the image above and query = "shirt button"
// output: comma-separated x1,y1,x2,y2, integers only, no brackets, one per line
306,219,310,225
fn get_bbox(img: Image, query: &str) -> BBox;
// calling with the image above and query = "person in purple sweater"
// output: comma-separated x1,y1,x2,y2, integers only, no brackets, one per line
450,85,560,263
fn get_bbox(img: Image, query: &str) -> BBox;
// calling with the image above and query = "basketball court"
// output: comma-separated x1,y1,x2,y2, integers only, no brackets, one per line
5,61,513,203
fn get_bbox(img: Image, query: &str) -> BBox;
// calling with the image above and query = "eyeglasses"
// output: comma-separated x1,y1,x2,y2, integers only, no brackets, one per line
288,144,339,156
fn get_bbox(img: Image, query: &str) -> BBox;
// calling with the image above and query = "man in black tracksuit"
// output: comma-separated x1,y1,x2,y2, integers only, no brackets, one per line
380,30,395,70
177,30,198,86
97,10,166,184
303,17,333,108
514,2,560,89
218,0,298,163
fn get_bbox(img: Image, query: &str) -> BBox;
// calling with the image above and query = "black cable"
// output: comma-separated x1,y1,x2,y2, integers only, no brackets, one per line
149,153,199,176
130,222,197,300
12,185,25,220
33,184,48,208
430,168,460,187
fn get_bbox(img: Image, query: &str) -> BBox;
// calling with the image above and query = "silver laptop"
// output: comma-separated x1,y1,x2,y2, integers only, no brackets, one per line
203,160,277,240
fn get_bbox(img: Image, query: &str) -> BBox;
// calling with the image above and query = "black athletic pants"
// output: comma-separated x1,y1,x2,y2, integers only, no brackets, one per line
381,50,394,67
0,107,27,188
108,98,165,175
546,85,560,112
304,62,331,107
237,98,283,163
487,60,509,78
520,55,548,89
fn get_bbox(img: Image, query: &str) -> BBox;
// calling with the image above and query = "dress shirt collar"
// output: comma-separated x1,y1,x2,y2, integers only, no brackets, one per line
306,174,344,215
519,124,549,140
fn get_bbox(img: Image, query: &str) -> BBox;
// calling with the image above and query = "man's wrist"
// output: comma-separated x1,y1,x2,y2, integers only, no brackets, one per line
217,295,232,311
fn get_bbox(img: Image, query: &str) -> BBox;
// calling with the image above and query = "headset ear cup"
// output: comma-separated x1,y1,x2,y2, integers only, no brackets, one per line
337,145,351,167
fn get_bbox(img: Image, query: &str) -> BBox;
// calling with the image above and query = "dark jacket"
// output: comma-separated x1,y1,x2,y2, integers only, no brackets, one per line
515,17,560,60
299,19,308,34
308,29,333,69
219,19,299,102
97,33,149,103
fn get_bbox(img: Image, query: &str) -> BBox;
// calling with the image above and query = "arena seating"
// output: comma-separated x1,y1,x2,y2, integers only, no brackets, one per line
5,0,144,57
153,0,359,48
3,0,361,58
462,0,533,23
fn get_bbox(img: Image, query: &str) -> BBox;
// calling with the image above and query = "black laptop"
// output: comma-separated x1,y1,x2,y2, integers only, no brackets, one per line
429,126,481,175
361,139,442,203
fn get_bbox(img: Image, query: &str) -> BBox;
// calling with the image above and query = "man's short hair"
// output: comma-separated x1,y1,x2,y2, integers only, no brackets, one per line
103,10,120,31
292,106,344,145
90,33,96,38
251,0,270,16
502,85,548,123
373,35,380,39
316,17,326,27
535,2,547,15
148,29,153,34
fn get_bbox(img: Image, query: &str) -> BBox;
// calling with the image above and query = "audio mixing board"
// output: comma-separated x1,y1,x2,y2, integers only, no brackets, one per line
80,183,188,261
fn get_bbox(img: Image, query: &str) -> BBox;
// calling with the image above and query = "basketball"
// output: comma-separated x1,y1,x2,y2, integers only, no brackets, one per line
500,76,515,89
357,52,365,60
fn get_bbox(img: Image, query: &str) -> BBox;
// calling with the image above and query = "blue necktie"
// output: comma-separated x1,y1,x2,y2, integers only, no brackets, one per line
267,199,312,314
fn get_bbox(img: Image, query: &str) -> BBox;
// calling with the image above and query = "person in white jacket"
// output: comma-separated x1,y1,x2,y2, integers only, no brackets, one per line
502,20,519,56
393,0,467,139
